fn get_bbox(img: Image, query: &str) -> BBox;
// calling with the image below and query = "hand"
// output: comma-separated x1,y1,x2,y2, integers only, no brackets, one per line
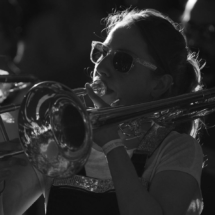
85,83,119,147
85,83,110,108
86,83,144,150
0,139,28,185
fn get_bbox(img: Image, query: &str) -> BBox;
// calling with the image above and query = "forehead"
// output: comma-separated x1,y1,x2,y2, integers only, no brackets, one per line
104,24,153,61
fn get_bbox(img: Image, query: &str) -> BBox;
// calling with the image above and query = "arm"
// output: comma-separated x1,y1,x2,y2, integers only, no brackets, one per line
1,154,43,215
87,86,202,215
107,147,200,215
107,147,162,215
150,170,200,215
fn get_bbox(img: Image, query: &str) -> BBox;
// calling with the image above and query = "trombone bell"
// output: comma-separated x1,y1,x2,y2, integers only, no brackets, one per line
0,79,106,179
17,82,92,179
1,79,215,179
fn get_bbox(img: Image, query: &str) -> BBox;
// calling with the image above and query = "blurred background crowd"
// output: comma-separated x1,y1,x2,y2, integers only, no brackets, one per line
0,0,214,214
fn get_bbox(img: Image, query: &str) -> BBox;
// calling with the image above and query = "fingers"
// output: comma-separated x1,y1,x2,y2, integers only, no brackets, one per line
85,83,109,108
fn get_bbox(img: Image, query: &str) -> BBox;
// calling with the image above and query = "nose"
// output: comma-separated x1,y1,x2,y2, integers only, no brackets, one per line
94,56,111,78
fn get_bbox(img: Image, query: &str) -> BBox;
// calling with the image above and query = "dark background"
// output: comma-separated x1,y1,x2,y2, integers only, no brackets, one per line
0,0,214,214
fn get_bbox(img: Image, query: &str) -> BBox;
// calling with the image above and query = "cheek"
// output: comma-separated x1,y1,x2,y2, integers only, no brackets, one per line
119,84,151,105
119,76,154,104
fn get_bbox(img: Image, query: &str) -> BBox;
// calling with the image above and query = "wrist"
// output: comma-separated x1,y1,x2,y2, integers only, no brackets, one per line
102,139,126,156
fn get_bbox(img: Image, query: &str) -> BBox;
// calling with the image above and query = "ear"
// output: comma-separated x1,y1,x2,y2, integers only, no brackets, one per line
151,74,173,99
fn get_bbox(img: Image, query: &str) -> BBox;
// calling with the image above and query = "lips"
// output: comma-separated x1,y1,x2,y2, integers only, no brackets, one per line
101,84,119,106
95,79,114,95
93,77,115,98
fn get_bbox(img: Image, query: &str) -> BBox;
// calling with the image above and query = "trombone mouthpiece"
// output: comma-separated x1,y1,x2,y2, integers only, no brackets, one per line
90,80,107,97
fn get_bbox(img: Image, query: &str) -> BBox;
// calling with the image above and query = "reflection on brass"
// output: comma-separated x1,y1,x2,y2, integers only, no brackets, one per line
0,78,215,179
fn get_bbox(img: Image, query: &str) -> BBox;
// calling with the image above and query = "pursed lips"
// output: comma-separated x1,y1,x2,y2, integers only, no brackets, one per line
95,78,114,95
93,77,119,105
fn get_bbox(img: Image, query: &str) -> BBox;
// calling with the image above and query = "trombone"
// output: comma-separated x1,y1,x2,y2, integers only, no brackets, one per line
0,76,214,179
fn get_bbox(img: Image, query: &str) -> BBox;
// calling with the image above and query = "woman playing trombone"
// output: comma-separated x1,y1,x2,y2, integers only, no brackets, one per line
0,8,204,215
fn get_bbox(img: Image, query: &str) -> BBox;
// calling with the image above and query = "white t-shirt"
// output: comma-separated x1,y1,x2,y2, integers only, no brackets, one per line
38,131,203,214
143,131,204,215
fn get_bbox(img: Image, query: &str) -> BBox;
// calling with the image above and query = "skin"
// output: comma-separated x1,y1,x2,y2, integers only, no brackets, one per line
90,24,158,107
86,23,172,147
0,21,200,215
86,23,200,215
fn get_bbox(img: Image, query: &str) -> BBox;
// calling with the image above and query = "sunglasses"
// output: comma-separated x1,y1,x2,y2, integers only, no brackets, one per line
90,41,157,74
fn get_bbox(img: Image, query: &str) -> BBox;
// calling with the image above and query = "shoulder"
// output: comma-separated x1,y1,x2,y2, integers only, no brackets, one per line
158,131,203,162
144,131,203,185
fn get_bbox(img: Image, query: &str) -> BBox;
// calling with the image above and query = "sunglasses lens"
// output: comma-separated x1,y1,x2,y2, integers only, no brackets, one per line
91,42,134,73
113,52,133,73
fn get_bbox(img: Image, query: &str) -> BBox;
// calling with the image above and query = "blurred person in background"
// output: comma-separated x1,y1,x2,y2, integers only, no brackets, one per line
182,0,215,214
0,1,105,214
0,1,126,214
0,0,122,88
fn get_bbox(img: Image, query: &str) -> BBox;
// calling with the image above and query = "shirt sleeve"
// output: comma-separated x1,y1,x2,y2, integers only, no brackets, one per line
147,131,203,186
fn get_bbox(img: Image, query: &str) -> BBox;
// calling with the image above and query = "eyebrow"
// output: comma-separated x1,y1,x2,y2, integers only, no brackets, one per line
103,43,139,57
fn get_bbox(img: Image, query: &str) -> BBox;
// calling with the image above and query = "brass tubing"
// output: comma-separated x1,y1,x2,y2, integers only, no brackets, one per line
0,150,23,159
89,87,215,127
0,105,20,114
1,82,215,175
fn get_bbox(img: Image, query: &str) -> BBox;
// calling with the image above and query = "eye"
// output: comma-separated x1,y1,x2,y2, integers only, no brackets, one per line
113,52,133,73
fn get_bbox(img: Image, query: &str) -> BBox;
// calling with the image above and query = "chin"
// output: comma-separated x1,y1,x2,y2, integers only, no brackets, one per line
101,93,117,105
101,96,118,106
101,97,115,105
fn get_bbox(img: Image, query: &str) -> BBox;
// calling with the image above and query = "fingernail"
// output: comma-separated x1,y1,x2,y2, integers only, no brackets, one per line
111,99,120,107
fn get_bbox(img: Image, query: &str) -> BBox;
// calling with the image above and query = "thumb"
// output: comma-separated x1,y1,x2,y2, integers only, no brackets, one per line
85,83,109,108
